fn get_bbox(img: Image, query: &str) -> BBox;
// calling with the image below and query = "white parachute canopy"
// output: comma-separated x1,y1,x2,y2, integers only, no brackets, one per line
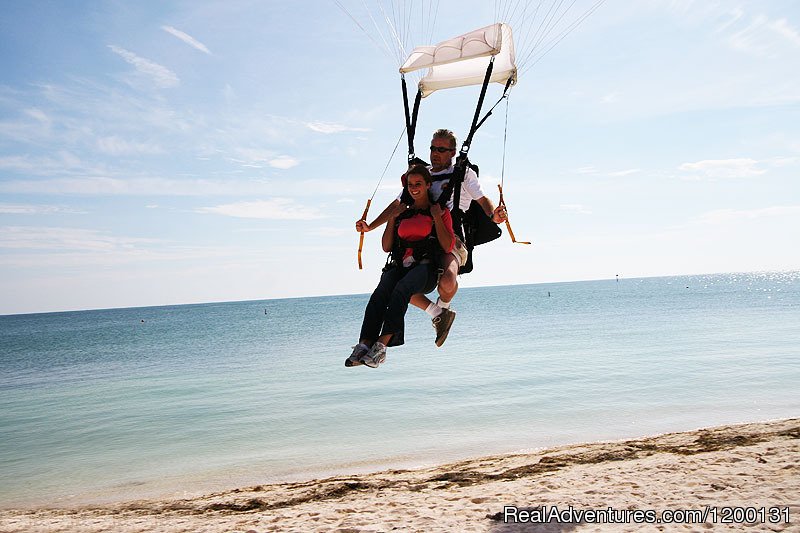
400,23,517,98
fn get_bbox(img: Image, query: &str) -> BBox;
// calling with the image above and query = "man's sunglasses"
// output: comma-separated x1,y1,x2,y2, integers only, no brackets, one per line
430,146,455,153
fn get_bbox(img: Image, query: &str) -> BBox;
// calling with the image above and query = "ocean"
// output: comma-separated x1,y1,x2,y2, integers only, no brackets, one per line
1,272,798,508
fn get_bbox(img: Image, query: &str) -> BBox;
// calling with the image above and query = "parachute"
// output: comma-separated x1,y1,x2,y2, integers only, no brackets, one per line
338,0,606,267
400,23,516,98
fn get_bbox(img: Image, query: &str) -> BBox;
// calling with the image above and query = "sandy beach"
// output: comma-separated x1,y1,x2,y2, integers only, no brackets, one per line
1,418,797,532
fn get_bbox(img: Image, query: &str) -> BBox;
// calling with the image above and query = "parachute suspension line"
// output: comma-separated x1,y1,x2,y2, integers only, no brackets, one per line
513,1,546,63
499,0,527,27
377,0,406,67
527,0,578,62
404,0,414,57
497,94,531,245
525,0,572,62
334,0,395,64
506,0,529,28
396,0,406,60
358,126,406,270
361,0,400,64
426,0,440,44
395,0,412,71
519,0,606,75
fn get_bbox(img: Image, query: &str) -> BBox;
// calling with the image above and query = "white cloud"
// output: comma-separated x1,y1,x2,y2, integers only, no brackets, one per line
0,176,265,196
601,92,620,104
560,204,592,215
308,227,351,237
766,156,798,168
0,204,86,215
24,108,50,124
0,175,366,197
268,156,299,169
97,136,164,155
306,122,371,134
108,45,179,88
0,226,158,251
728,15,772,55
723,13,800,56
714,7,744,34
679,158,765,179
197,199,324,220
0,151,90,175
161,25,212,54
608,168,641,177
769,18,800,47
233,149,298,169
692,206,800,225
0,176,137,195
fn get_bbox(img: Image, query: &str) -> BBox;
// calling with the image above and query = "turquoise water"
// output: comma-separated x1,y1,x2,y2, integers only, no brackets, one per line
1,272,799,507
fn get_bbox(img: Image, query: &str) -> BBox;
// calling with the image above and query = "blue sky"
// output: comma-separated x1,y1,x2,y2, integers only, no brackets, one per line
1,0,798,314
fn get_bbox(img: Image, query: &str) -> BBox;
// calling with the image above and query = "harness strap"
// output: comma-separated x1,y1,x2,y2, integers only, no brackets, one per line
390,209,442,265
431,161,468,243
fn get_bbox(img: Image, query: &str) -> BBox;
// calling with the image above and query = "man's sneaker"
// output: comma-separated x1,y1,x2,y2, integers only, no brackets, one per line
361,342,387,368
345,343,369,367
432,308,456,347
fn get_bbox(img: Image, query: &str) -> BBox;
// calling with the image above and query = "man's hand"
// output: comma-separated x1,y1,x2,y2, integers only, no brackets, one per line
491,205,507,224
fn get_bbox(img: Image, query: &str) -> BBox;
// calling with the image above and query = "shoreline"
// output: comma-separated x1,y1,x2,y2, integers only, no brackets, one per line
1,418,797,532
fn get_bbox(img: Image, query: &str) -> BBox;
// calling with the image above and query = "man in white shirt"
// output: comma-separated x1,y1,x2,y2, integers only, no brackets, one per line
356,129,507,346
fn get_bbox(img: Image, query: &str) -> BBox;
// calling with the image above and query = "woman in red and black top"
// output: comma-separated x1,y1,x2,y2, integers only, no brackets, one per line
346,165,455,368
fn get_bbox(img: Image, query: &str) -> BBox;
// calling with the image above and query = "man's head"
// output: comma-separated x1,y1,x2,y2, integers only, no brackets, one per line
430,129,457,172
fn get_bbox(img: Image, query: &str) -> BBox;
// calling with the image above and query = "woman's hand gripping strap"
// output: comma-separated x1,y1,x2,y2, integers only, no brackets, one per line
357,198,371,269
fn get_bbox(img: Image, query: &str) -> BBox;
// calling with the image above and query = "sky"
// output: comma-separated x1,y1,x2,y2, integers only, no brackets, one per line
0,0,798,315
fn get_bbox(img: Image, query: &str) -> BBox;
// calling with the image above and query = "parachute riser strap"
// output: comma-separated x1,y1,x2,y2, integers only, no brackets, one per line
357,198,372,269
401,76,413,160
497,184,530,245
474,76,515,134
401,75,422,163
459,56,495,159
409,90,422,163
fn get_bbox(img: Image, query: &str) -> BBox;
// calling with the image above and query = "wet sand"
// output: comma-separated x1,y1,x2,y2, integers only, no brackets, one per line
1,418,797,532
